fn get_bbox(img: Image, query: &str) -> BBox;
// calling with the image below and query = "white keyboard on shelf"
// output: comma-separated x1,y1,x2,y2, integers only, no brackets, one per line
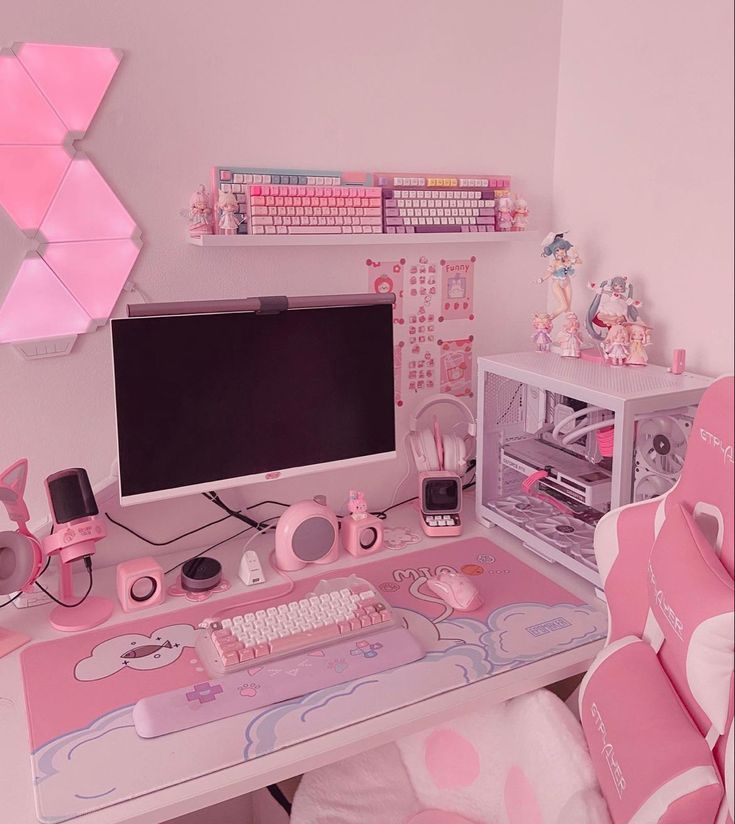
196,576,397,677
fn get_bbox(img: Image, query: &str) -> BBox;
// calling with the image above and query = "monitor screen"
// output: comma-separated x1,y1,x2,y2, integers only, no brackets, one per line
111,302,396,504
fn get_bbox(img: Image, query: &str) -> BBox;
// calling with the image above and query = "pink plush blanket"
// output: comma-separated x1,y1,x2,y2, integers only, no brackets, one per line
292,689,611,824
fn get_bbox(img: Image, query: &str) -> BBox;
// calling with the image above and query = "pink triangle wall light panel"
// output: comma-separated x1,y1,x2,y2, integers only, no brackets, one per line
0,43,141,358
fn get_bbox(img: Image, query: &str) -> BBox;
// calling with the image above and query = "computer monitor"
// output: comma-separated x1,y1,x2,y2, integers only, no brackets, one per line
111,297,396,505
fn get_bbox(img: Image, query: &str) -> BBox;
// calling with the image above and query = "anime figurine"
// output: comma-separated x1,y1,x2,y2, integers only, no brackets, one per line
585,275,641,341
348,490,368,520
602,319,630,366
532,312,554,352
186,185,213,236
557,312,583,358
626,320,652,365
537,232,583,320
511,196,529,231
217,191,243,235
495,196,514,232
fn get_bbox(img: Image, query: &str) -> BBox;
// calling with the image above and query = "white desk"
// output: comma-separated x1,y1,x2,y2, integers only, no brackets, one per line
0,497,604,824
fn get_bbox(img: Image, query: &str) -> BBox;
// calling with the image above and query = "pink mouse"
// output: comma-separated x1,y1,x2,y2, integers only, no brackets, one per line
425,572,484,612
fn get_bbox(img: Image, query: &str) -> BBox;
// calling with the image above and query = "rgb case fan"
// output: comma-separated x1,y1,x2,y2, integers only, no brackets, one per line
634,413,692,502
486,494,557,526
528,514,596,553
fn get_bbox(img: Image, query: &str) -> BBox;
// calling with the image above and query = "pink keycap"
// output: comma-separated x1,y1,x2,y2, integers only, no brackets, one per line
223,651,239,665
238,648,255,662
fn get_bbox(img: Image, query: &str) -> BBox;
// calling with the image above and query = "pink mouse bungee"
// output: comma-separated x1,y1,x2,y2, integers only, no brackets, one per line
425,571,484,612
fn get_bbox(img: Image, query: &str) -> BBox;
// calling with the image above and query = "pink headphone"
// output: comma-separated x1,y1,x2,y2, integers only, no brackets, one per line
408,394,476,474
0,459,44,599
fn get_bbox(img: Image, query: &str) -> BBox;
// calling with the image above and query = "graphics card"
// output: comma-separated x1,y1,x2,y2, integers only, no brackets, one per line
501,438,612,510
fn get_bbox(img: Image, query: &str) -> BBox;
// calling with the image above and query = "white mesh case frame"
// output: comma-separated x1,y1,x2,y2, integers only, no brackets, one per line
475,352,713,588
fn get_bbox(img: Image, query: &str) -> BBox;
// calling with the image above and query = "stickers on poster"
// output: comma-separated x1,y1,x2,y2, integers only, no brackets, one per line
439,257,475,321
438,336,474,398
367,258,405,324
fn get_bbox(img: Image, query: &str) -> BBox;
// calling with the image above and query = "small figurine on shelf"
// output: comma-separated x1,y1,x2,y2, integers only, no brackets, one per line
186,184,213,237
537,232,583,319
532,312,554,352
557,312,583,358
602,319,630,366
585,275,641,342
217,191,243,235
495,196,514,232
348,489,368,520
511,196,529,231
626,320,652,366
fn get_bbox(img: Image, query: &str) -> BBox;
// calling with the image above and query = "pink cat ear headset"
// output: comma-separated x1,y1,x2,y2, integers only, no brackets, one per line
408,394,477,473
1,459,111,633
0,459,44,599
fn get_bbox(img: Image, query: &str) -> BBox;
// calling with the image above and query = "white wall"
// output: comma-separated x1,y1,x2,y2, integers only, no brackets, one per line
1,0,563,547
553,0,734,376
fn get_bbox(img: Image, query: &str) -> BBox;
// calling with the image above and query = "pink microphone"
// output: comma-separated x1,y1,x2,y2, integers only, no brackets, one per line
41,468,113,632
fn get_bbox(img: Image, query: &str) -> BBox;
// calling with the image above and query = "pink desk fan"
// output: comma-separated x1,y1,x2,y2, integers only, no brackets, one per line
0,459,111,657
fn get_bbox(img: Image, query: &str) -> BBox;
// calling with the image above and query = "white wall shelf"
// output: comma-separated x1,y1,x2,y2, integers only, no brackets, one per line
188,231,540,247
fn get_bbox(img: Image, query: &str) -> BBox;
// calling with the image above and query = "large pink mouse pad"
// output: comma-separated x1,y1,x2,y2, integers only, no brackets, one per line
21,537,607,822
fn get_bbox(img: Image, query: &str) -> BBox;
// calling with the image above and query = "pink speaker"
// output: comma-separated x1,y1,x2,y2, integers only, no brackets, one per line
116,556,165,612
341,513,384,557
274,496,340,571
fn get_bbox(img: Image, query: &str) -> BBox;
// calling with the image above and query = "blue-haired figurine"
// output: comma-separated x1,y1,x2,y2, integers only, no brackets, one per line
585,275,641,342
536,232,583,320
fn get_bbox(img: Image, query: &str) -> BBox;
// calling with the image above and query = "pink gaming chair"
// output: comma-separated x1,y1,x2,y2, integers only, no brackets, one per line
286,378,733,824
580,376,734,824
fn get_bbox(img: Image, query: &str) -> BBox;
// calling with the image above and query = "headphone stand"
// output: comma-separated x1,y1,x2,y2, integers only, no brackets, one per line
49,559,113,633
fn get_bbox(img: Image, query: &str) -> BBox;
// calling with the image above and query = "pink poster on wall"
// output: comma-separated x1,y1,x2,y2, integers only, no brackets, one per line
438,336,474,397
366,258,405,324
439,257,475,321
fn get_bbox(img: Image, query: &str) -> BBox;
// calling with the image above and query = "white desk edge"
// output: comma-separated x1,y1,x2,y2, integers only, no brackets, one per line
0,497,604,824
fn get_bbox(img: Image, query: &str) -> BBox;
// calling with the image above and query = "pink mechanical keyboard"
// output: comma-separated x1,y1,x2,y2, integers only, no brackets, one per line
373,171,510,234
247,183,383,235
196,576,397,677
213,166,382,235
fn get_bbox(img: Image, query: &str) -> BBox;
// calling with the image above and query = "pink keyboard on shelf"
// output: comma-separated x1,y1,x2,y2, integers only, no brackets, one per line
373,171,510,234
247,183,383,235
213,165,382,235
195,576,398,677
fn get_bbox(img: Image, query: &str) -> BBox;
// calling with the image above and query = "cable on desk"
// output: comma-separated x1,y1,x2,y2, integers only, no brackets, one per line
35,557,94,608
202,491,285,530
105,498,291,548
105,511,233,546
